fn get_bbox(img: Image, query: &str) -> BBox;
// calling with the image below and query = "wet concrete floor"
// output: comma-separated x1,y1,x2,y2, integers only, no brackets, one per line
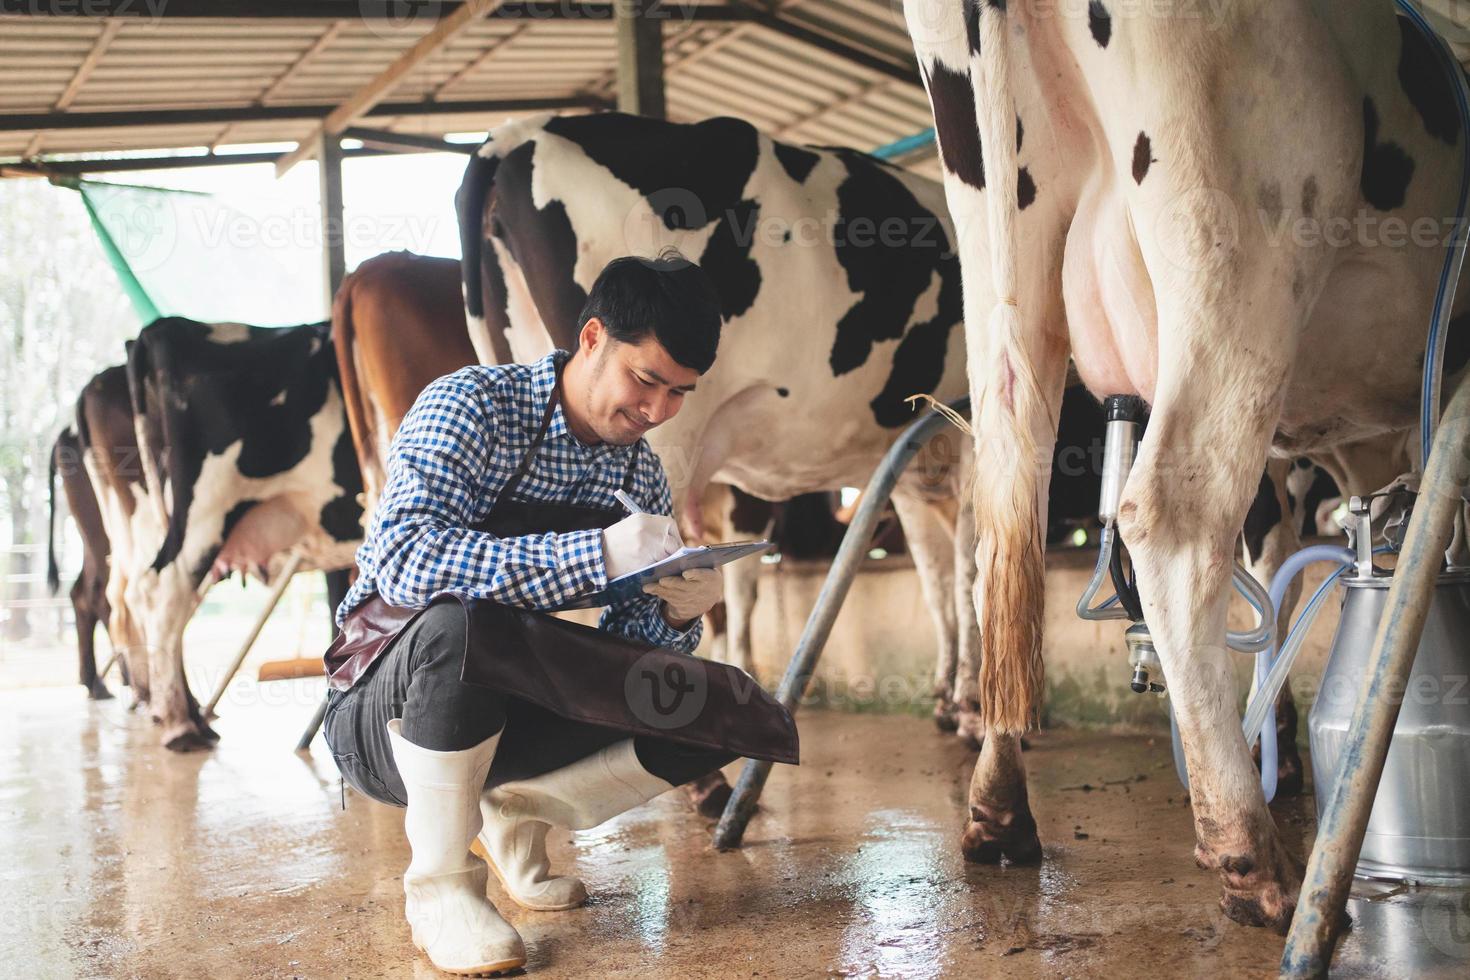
3,682,1467,978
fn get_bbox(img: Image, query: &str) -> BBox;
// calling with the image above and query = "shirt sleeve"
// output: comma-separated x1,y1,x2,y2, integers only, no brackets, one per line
598,458,704,653
369,373,609,611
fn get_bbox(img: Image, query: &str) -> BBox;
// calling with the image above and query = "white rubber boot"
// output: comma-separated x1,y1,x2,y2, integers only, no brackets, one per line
387,719,526,976
477,739,673,911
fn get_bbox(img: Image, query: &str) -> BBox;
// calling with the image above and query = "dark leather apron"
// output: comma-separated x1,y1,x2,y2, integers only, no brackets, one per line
323,371,798,766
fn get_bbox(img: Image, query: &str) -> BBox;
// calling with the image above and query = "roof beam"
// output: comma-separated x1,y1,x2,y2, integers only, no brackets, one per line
0,145,419,177
0,1,750,19
23,17,122,156
0,96,607,134
258,19,345,104
744,6,919,87
341,126,476,154
272,0,508,176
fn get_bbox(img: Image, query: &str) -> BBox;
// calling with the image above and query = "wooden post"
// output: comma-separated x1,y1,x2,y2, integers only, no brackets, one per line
317,131,346,310
615,0,665,119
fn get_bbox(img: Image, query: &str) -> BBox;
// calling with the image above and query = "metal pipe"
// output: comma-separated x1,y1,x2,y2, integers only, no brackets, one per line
713,398,969,849
1281,373,1470,977
297,694,330,753
202,553,304,718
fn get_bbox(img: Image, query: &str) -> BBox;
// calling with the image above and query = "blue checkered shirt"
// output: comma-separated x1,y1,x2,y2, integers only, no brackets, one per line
336,351,699,652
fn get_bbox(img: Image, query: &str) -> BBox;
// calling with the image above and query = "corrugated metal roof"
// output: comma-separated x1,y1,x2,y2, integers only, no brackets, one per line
0,2,938,172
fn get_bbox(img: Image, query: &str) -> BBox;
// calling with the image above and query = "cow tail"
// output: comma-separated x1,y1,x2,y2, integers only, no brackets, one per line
126,328,184,560
46,433,62,596
970,2,1045,734
331,273,376,503
455,144,501,335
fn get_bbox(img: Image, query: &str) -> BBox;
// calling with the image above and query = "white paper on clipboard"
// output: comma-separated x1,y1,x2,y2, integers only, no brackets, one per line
556,539,773,610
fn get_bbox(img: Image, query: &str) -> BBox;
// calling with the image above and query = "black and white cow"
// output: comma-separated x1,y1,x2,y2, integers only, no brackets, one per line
125,318,362,750
906,0,1469,929
456,110,983,718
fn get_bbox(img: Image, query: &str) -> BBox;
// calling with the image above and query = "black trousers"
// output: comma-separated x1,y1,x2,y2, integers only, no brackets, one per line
322,601,735,807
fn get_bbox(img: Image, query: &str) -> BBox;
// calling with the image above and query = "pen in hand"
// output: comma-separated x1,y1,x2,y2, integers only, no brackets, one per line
613,489,645,515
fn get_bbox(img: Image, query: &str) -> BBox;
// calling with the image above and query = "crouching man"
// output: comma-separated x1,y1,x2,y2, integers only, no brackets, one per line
321,252,798,976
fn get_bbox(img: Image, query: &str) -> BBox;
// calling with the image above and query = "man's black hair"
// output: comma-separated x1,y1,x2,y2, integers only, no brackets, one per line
577,248,722,374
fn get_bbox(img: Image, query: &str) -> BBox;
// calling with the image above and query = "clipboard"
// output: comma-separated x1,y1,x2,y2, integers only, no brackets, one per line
556,539,773,610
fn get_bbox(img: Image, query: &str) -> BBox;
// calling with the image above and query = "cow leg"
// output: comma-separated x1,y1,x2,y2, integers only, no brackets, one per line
132,570,218,751
107,587,149,709
961,731,1040,863
72,576,112,700
950,502,983,747
1119,355,1302,932
1240,459,1306,798
721,554,762,676
890,488,960,732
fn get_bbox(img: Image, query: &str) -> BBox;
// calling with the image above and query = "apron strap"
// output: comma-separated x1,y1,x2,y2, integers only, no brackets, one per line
622,441,641,492
495,357,643,504
495,363,561,504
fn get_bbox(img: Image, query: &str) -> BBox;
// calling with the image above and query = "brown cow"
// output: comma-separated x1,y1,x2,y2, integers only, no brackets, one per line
74,364,155,710
333,251,478,517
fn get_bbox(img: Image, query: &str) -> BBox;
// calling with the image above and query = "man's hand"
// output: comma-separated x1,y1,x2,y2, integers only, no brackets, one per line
644,567,723,628
602,513,682,580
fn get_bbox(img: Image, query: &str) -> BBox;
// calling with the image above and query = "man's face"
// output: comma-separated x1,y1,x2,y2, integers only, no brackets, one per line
579,318,699,445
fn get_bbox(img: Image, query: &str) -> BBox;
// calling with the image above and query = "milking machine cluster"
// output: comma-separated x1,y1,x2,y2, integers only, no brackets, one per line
1077,398,1470,883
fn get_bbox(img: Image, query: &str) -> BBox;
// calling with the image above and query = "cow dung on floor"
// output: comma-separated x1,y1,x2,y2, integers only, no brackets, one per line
1,687,1462,977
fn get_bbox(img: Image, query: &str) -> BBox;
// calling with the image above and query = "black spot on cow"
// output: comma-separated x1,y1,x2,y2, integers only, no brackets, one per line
774,140,821,184
698,198,762,320
782,229,792,243
820,152,962,426
776,387,790,397
1131,132,1155,184
490,140,586,348
1301,175,1319,218
988,0,1005,10
870,259,963,427
922,60,986,191
1088,1,1112,48
1361,97,1416,211
1243,470,1282,565
1444,310,1470,377
321,426,365,543
1397,15,1461,146
1017,167,1037,210
544,113,764,327
545,113,759,231
964,0,981,55
1016,115,1024,152
828,154,933,376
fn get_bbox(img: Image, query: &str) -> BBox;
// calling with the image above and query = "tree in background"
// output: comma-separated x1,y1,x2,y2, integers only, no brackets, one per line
0,177,133,641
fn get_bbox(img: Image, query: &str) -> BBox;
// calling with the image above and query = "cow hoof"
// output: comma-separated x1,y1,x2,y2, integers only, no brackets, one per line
87,681,115,701
933,698,959,733
163,729,216,753
683,771,734,819
1199,839,1305,934
960,804,1042,866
